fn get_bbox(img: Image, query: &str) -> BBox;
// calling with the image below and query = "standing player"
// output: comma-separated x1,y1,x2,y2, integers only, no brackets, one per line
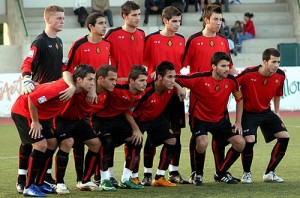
104,1,145,78
139,6,188,185
16,5,73,193
11,65,95,197
236,48,290,183
176,52,245,186
91,66,147,190
126,61,185,187
64,12,111,186
182,4,238,183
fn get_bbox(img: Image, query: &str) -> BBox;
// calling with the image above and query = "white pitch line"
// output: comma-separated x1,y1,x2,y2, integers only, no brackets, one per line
286,125,300,128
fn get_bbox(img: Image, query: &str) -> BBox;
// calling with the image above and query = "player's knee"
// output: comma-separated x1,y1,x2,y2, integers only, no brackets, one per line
164,137,176,145
232,136,245,152
47,138,58,150
33,139,48,152
60,138,74,151
275,131,290,139
85,138,101,153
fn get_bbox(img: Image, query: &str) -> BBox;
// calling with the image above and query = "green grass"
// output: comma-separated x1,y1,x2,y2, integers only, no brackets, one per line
0,118,300,197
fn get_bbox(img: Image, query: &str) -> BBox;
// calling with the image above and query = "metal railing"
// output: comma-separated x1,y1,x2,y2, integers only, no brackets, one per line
16,0,28,36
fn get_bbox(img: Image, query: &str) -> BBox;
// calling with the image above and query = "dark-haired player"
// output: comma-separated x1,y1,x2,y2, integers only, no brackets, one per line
236,48,289,184
177,52,245,186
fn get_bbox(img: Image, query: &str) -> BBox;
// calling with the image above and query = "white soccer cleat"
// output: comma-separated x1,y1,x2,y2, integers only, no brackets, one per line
55,183,70,194
241,172,252,184
263,171,284,183
79,181,102,191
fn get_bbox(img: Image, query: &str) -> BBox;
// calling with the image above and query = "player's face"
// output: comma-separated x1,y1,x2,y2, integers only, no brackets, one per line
124,9,141,28
101,71,117,92
93,17,107,36
130,74,148,93
47,12,65,32
79,73,95,91
165,16,181,33
213,60,230,80
161,70,176,89
264,55,280,74
205,12,222,33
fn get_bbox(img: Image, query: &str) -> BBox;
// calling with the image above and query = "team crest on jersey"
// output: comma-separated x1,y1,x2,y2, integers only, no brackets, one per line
105,46,108,51
221,41,224,46
225,85,228,89
27,50,35,58
263,78,268,85
215,84,220,91
130,35,135,41
55,43,59,49
209,40,215,47
275,79,279,83
37,96,47,104
167,40,173,47
96,46,101,54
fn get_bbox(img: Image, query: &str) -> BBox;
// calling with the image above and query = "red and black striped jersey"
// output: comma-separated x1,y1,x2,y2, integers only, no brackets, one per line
144,31,185,74
182,32,232,73
176,72,242,122
132,82,175,121
104,27,145,78
11,79,68,120
65,35,110,72
236,65,285,113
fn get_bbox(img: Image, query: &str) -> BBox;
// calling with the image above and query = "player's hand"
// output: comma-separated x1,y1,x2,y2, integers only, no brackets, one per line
232,122,242,135
59,85,76,102
131,131,143,146
29,121,43,139
86,90,99,104
22,75,35,94
177,88,186,102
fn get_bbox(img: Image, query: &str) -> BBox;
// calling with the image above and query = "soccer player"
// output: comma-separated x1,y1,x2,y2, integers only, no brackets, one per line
64,12,111,186
53,65,117,193
140,6,188,185
104,1,145,78
16,5,74,193
176,52,245,186
91,66,148,190
126,61,185,187
11,65,95,197
182,4,238,183
236,48,290,183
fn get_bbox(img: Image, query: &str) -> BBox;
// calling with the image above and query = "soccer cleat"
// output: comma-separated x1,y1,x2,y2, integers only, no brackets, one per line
141,175,152,186
79,181,102,191
92,174,101,186
44,174,56,188
131,177,141,185
76,181,82,189
227,172,241,182
16,182,25,194
23,184,46,197
168,172,189,184
100,180,117,191
193,175,203,186
188,171,196,184
214,173,238,184
263,171,284,183
152,177,177,187
36,183,56,194
55,183,70,194
241,172,252,184
119,180,144,189
109,177,119,188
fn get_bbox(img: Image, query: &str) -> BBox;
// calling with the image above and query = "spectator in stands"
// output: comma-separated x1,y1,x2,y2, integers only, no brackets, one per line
74,0,89,27
237,12,255,51
143,0,166,26
92,0,114,27
230,20,243,54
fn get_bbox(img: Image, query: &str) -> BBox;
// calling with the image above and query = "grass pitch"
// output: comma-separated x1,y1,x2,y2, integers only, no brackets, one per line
0,118,299,198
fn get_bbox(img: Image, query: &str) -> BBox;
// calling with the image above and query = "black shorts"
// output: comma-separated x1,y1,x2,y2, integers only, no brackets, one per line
137,114,175,147
53,116,97,144
189,117,239,145
242,109,288,143
91,115,133,147
11,113,55,144
167,94,186,130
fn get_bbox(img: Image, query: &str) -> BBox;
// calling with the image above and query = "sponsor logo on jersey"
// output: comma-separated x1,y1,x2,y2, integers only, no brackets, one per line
37,96,47,104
